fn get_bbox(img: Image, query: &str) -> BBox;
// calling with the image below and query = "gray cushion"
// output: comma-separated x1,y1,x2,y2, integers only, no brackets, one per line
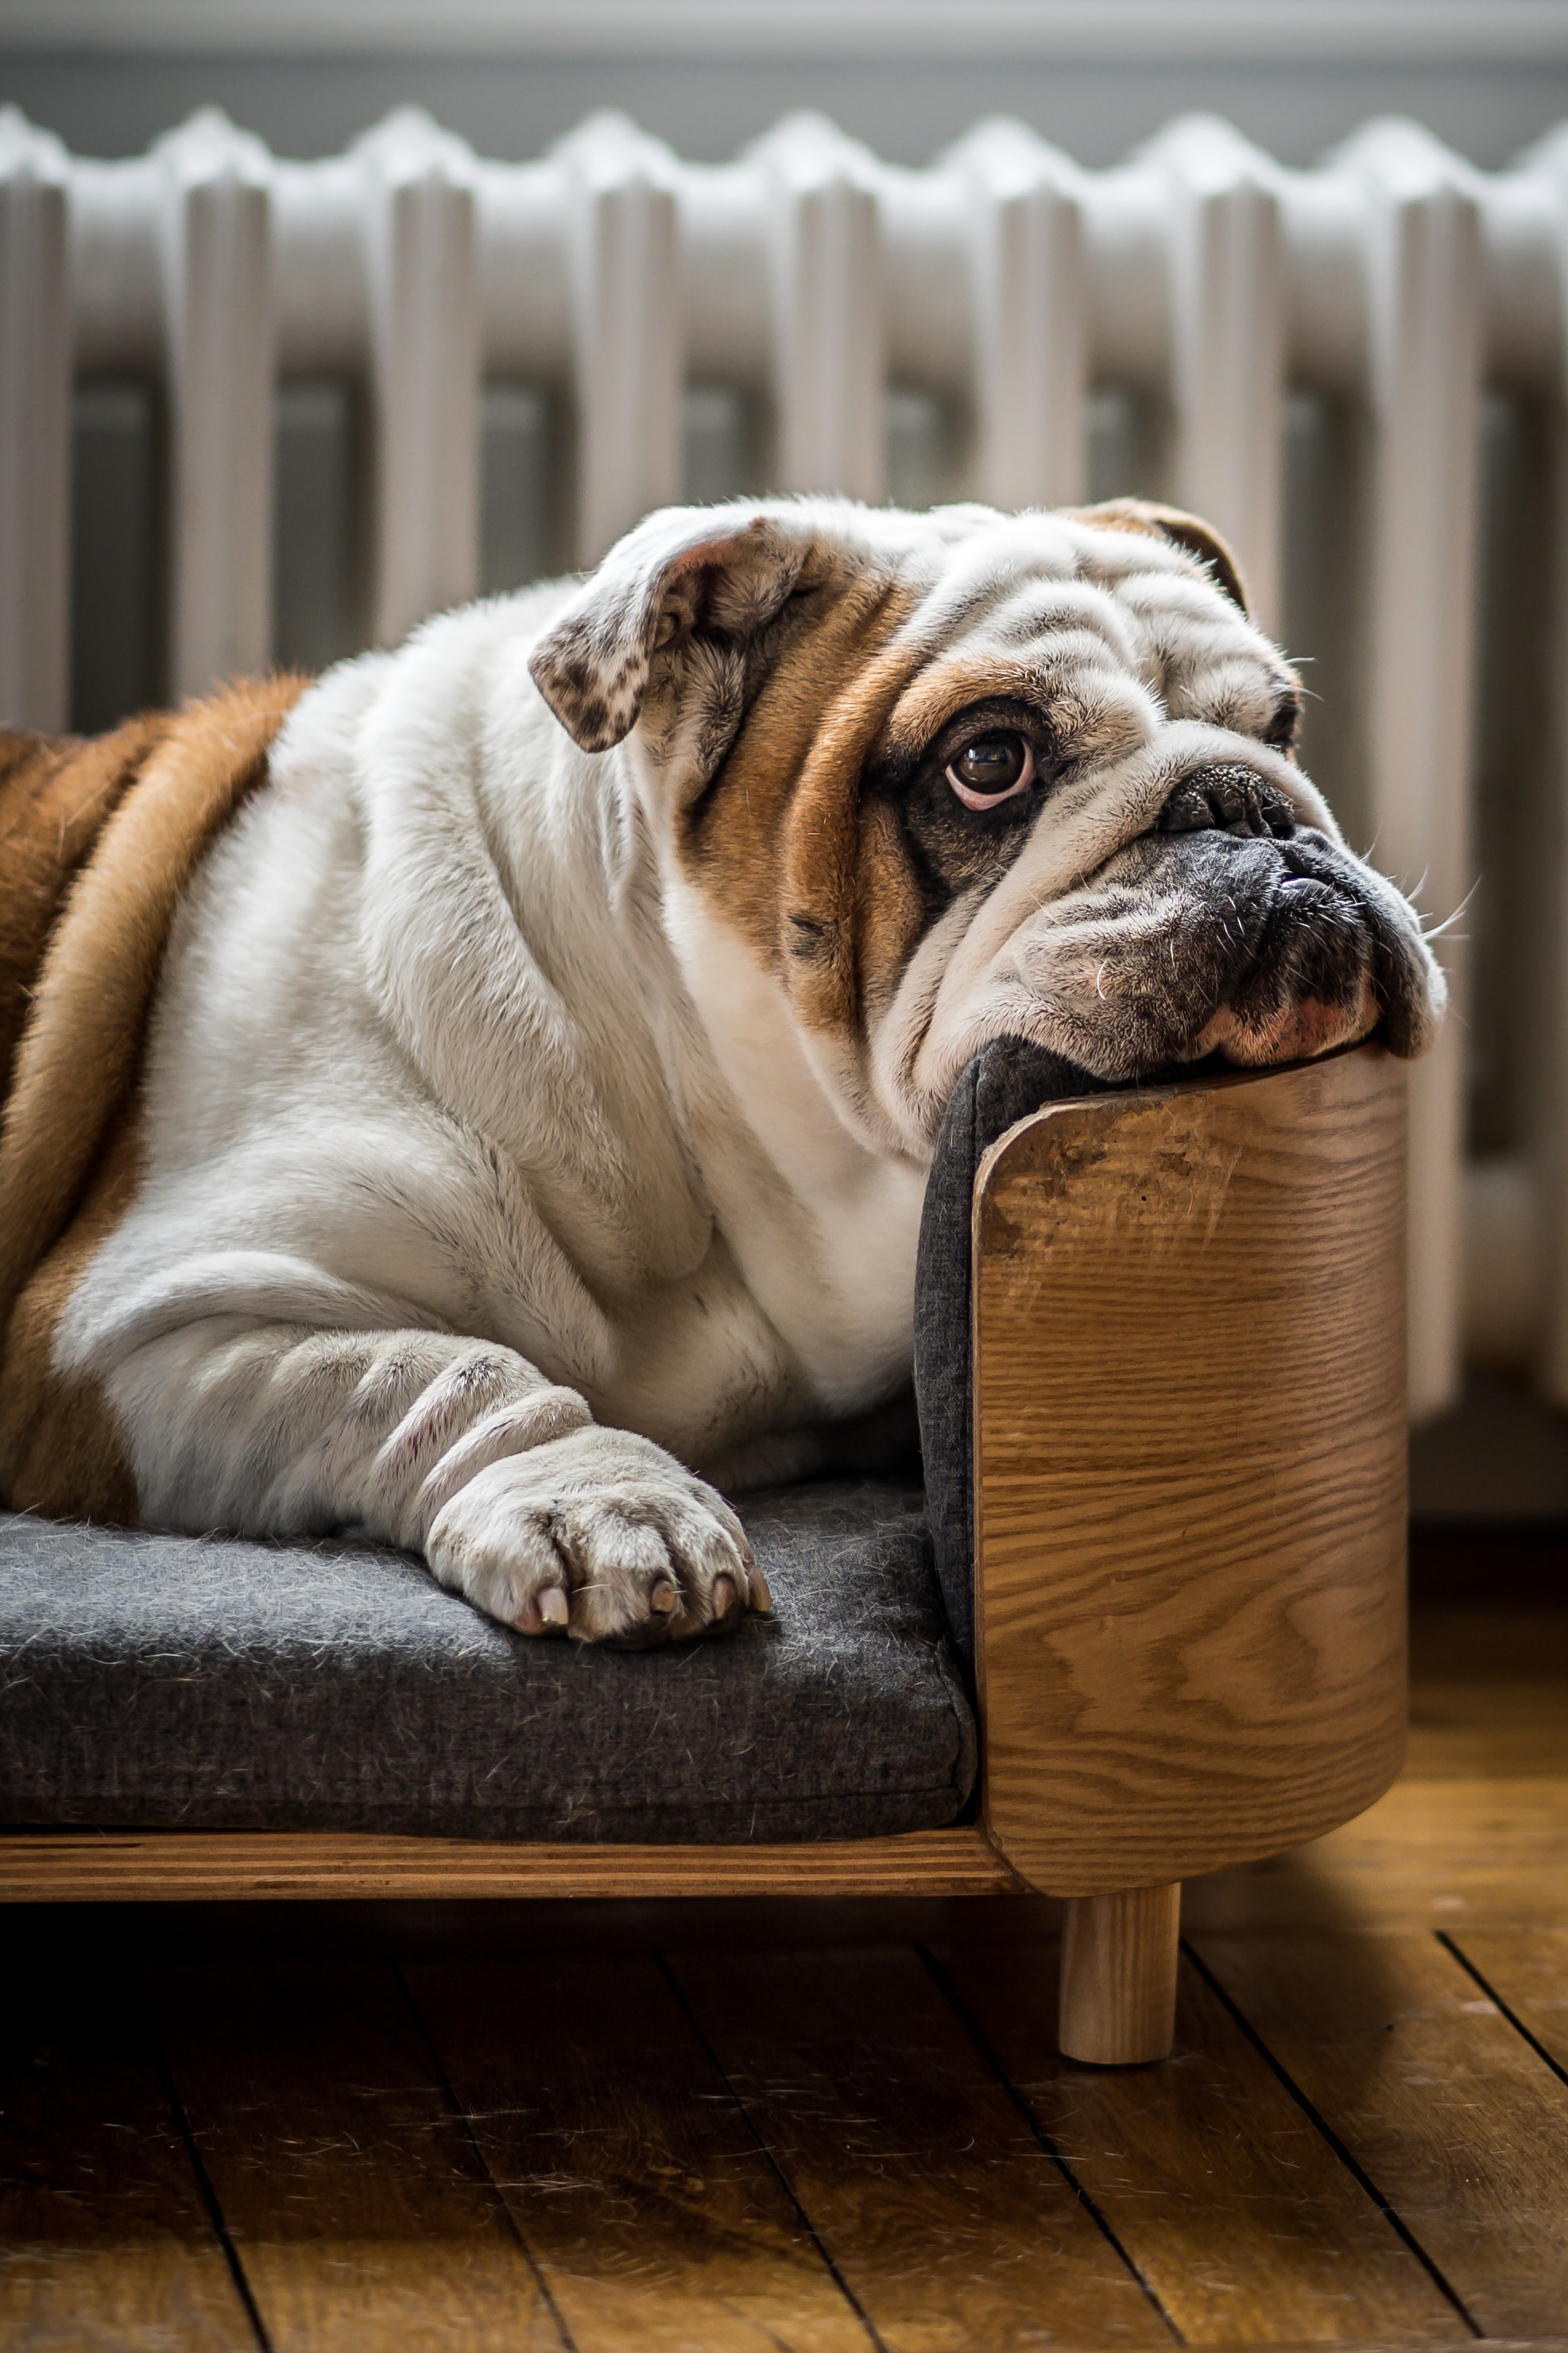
0,1480,975,1843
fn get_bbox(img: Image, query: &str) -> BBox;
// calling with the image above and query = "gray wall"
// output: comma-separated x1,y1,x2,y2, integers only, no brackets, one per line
5,37,1568,172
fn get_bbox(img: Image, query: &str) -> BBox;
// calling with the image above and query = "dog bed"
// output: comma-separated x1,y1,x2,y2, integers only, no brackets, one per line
0,1043,1102,1846
0,1481,973,1843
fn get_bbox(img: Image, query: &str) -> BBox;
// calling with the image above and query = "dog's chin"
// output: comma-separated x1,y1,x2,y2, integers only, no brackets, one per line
1192,975,1380,1068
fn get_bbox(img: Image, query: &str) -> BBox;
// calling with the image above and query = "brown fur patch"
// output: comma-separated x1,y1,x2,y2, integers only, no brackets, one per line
681,574,930,1034
0,714,172,1099
852,794,930,1028
0,1116,141,1519
0,673,308,1519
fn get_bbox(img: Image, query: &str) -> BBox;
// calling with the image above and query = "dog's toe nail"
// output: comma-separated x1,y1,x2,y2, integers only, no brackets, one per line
745,1566,774,1616
649,1576,679,1615
710,1572,737,1618
539,1585,570,1627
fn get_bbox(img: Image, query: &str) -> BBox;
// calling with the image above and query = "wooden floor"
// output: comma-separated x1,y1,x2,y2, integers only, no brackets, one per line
6,1528,1568,2353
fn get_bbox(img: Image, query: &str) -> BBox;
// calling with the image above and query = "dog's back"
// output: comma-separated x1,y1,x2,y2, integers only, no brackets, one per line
0,680,305,1516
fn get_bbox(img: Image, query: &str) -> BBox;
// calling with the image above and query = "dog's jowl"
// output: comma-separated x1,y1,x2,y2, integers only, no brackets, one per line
0,498,1443,1644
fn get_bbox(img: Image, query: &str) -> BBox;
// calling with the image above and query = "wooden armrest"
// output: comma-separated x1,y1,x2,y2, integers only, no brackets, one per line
971,1045,1407,2058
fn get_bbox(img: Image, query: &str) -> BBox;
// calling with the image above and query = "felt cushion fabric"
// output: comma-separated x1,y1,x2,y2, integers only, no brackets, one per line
0,1481,975,1842
914,1039,1113,1665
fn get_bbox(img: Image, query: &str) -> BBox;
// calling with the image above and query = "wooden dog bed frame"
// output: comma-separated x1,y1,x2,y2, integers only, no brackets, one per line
0,1045,1406,2067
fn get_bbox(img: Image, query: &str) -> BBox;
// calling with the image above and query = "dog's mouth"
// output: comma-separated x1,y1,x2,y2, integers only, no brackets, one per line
1094,773,1443,1073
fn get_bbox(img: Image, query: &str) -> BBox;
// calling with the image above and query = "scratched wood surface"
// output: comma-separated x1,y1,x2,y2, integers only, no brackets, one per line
4,1546,1567,2352
152,1956,562,2351
973,1045,1410,1895
670,1941,1170,2351
408,1951,873,2353
1449,1929,1568,2073
1190,1929,1568,2340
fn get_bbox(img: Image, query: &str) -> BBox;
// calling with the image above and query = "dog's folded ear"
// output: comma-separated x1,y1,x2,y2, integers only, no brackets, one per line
528,506,809,754
1070,498,1252,618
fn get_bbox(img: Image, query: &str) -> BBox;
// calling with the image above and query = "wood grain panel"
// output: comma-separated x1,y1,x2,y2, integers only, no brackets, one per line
672,1943,1171,2351
0,1968,254,2351
937,1937,1467,2346
0,1824,1017,1903
973,1045,1409,1894
1194,1928,1568,2338
408,1952,872,2353
154,1957,562,2352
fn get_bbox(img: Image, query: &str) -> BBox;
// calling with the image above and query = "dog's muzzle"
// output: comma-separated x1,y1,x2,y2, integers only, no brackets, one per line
989,758,1442,1082
1138,762,1438,1064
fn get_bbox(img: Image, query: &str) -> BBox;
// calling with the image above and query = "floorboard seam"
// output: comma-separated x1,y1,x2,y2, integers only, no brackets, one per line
655,1948,889,2353
1437,1932,1568,2095
149,2019,273,2353
916,1941,1183,2345
1180,1936,1482,2340
390,1955,579,2353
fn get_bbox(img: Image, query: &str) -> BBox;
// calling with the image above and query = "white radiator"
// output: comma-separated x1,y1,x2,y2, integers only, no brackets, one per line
2,101,1566,1421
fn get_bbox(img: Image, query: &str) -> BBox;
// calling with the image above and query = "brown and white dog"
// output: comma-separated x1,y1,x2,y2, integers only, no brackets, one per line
0,495,1442,1644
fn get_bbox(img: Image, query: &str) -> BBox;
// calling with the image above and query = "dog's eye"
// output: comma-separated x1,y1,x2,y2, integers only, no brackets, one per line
946,732,1035,811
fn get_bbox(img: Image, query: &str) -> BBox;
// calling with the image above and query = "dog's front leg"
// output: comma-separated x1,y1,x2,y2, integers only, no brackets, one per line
108,1322,767,1644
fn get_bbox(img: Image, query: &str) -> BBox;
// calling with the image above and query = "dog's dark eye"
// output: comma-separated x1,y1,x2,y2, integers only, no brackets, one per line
946,731,1035,810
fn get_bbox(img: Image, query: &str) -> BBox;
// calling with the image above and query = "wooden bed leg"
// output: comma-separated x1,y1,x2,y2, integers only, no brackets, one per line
1058,1882,1181,2064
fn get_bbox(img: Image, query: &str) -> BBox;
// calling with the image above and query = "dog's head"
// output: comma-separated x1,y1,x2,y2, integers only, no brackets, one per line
530,497,1443,1153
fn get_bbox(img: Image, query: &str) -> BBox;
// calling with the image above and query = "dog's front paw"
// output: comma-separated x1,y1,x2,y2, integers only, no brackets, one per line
423,1427,772,1645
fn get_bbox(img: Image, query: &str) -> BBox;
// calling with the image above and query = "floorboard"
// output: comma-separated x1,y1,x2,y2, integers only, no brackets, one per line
1181,1774,1568,1936
152,1956,562,2351
1183,1597,1568,1944
0,1956,256,2351
1191,1928,1568,2340
672,1942,1173,2351
408,1950,873,2353
1448,1929,1568,2077
935,1938,1469,2347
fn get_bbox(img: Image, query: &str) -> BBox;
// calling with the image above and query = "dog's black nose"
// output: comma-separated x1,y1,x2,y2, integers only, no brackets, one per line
1156,763,1296,840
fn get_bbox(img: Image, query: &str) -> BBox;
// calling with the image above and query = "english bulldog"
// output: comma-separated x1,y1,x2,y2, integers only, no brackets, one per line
0,495,1442,1645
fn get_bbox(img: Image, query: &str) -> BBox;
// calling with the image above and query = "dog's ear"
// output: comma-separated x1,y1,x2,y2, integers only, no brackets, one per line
1070,498,1252,618
529,506,809,754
